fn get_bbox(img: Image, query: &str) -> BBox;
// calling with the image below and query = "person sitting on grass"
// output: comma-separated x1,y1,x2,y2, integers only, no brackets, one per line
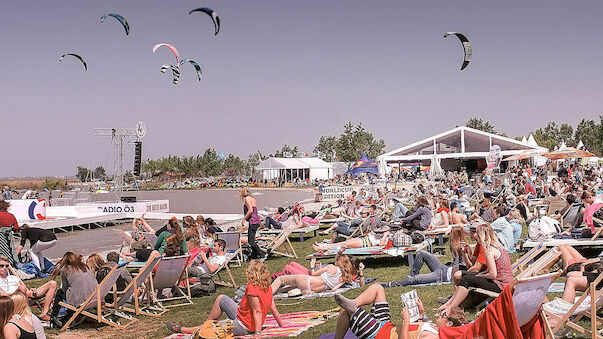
270,254,355,295
166,260,284,338
439,224,513,316
380,226,466,288
0,256,56,322
333,284,468,339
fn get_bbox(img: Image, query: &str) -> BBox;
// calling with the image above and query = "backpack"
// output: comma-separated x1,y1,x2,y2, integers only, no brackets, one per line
528,216,562,241
391,231,412,247
190,274,216,297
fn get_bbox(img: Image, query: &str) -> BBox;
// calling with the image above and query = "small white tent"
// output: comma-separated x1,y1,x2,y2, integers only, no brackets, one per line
256,157,333,181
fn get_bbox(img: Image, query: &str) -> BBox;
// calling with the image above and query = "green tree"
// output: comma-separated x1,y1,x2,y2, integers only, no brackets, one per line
559,123,575,145
334,122,385,162
274,145,299,158
466,118,497,134
313,136,338,161
76,166,90,182
93,166,106,180
223,154,247,176
248,151,266,173
575,117,602,155
200,148,222,176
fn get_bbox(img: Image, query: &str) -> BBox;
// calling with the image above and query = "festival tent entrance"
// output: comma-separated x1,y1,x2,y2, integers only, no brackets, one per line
345,154,379,176
377,126,548,176
256,157,333,182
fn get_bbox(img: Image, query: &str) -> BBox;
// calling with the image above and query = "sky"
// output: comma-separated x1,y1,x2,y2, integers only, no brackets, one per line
1,1,601,178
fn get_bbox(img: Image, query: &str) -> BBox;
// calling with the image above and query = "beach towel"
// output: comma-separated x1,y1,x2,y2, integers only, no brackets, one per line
439,286,545,339
273,279,376,300
163,309,340,339
301,216,319,225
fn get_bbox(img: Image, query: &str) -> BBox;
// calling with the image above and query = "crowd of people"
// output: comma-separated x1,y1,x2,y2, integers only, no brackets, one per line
0,161,600,338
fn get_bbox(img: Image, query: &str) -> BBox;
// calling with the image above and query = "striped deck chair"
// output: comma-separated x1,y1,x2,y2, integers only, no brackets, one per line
543,271,603,339
59,263,136,330
148,255,193,309
511,242,546,275
112,256,165,317
515,247,561,279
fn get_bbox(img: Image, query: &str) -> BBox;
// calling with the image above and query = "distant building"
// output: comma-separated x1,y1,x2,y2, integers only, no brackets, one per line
256,157,333,182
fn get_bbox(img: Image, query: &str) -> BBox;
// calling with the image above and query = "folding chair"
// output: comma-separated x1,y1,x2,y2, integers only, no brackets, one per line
216,232,243,267
590,217,603,241
515,247,561,279
112,256,165,317
143,232,158,247
148,255,193,309
258,225,298,258
59,264,136,330
511,242,546,274
546,199,568,217
543,271,603,339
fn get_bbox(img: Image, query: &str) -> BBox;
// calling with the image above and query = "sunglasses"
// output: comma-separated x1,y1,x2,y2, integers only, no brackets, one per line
0,264,9,268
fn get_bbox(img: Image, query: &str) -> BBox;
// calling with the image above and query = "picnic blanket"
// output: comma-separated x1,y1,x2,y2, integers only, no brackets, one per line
307,240,432,258
274,279,376,300
163,309,340,339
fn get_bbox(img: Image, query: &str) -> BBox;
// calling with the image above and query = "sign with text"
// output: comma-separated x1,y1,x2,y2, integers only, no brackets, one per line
320,186,354,201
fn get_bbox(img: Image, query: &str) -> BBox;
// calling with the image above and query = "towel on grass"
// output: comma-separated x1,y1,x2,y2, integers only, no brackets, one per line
163,309,340,339
274,279,376,300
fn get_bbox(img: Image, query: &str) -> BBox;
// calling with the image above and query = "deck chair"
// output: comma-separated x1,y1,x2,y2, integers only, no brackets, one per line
511,242,546,274
342,209,387,240
216,232,243,267
112,256,165,317
543,271,603,339
59,264,136,331
546,199,568,217
143,232,158,247
470,271,562,314
148,255,193,309
515,247,561,279
258,225,298,258
590,217,603,241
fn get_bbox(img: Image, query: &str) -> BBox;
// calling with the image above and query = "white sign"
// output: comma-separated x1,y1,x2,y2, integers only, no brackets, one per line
78,200,169,215
320,186,354,200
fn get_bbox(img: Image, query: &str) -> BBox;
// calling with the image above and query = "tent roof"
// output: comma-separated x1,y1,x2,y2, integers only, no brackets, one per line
377,126,547,162
256,157,332,170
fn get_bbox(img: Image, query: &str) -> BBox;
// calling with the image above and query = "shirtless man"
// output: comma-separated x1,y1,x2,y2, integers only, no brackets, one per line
449,203,468,225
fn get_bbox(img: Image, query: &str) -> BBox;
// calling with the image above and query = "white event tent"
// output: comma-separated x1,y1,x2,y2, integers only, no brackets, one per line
377,126,548,176
256,157,333,181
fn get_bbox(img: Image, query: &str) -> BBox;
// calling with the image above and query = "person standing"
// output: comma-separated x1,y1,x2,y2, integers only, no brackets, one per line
1,187,11,201
240,188,264,259
15,225,57,272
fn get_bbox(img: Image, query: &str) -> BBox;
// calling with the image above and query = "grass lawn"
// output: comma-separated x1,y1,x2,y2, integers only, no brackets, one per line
27,228,585,339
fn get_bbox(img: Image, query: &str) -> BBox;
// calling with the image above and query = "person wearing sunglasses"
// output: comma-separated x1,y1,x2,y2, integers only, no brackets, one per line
0,256,57,322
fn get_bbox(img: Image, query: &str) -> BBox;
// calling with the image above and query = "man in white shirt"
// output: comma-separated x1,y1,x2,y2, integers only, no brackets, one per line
188,239,228,278
0,256,57,321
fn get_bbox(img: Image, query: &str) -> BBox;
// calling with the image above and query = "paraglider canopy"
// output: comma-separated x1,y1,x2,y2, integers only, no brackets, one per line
189,7,220,36
100,13,130,35
444,32,472,70
59,53,87,71
153,43,180,63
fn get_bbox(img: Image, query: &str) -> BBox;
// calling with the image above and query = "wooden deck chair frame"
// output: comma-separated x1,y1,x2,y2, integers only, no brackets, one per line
111,256,165,317
590,217,603,241
546,198,568,217
259,225,298,258
216,232,244,267
512,242,546,275
148,255,193,309
59,264,136,331
470,270,562,312
210,250,240,289
543,271,603,339
342,209,388,240
515,247,562,280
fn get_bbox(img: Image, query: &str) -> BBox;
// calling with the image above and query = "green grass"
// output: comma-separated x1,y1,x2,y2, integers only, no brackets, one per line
26,230,591,339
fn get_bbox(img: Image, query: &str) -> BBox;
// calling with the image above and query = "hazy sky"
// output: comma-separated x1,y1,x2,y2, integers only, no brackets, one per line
1,1,601,178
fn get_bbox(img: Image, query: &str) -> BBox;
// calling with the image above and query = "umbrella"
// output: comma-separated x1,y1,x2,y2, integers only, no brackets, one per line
542,147,596,160
503,150,546,161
